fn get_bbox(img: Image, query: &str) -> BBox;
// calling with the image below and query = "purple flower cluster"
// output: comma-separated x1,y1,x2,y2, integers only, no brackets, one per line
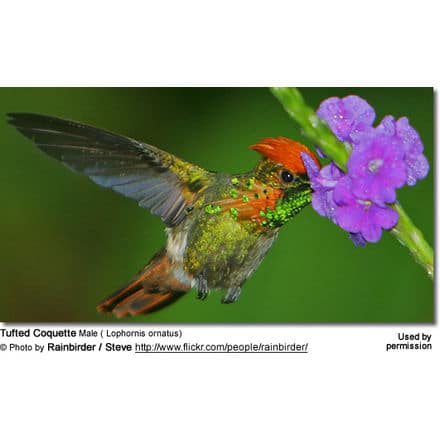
301,95,429,245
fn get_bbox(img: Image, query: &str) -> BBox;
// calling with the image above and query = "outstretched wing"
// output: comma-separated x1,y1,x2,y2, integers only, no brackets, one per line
8,113,212,227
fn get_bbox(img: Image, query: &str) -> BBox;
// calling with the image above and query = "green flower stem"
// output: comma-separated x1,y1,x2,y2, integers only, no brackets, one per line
271,87,434,279
391,203,433,278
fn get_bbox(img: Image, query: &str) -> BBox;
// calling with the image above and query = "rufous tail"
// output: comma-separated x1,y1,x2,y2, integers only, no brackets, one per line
96,249,190,318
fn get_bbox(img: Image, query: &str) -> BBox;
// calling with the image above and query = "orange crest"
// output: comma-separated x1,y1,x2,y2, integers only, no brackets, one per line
250,136,320,174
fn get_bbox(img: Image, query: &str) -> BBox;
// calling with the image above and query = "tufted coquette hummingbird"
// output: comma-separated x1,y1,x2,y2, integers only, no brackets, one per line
8,113,320,317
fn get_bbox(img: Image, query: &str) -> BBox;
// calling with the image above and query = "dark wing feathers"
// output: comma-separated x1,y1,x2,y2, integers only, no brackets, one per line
7,113,210,226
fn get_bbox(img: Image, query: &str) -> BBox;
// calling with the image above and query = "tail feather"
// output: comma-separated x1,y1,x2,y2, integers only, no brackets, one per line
97,249,190,318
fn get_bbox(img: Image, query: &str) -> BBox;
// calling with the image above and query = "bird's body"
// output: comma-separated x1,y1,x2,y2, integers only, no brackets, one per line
8,113,319,317
165,172,281,299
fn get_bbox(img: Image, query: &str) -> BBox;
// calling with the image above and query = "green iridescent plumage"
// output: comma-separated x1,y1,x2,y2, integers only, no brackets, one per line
260,191,312,228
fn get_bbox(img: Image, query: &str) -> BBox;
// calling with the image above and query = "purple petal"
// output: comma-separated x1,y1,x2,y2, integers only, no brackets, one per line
333,176,355,206
349,232,367,247
405,152,430,186
360,220,382,243
351,175,397,206
350,173,374,198
316,163,344,191
335,205,364,233
347,133,407,205
376,115,396,136
305,158,345,222
348,134,404,180
318,163,335,181
376,184,397,205
351,172,402,206
311,191,327,217
370,205,399,230
396,117,424,154
300,151,320,181
318,163,344,184
349,125,375,147
342,96,376,141
316,95,375,142
377,115,429,185
312,190,337,219
347,144,369,176
380,157,407,189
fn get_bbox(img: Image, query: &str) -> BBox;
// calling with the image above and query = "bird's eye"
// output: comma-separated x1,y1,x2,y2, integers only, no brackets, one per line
280,170,294,183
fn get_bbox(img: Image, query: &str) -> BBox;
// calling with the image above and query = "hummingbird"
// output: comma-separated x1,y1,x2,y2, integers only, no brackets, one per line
8,113,320,318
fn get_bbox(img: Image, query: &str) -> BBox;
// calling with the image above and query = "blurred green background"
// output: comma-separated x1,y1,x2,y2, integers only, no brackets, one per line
0,87,434,322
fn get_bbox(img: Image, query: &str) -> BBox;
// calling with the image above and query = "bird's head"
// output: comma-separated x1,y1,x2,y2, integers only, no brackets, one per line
250,136,320,226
